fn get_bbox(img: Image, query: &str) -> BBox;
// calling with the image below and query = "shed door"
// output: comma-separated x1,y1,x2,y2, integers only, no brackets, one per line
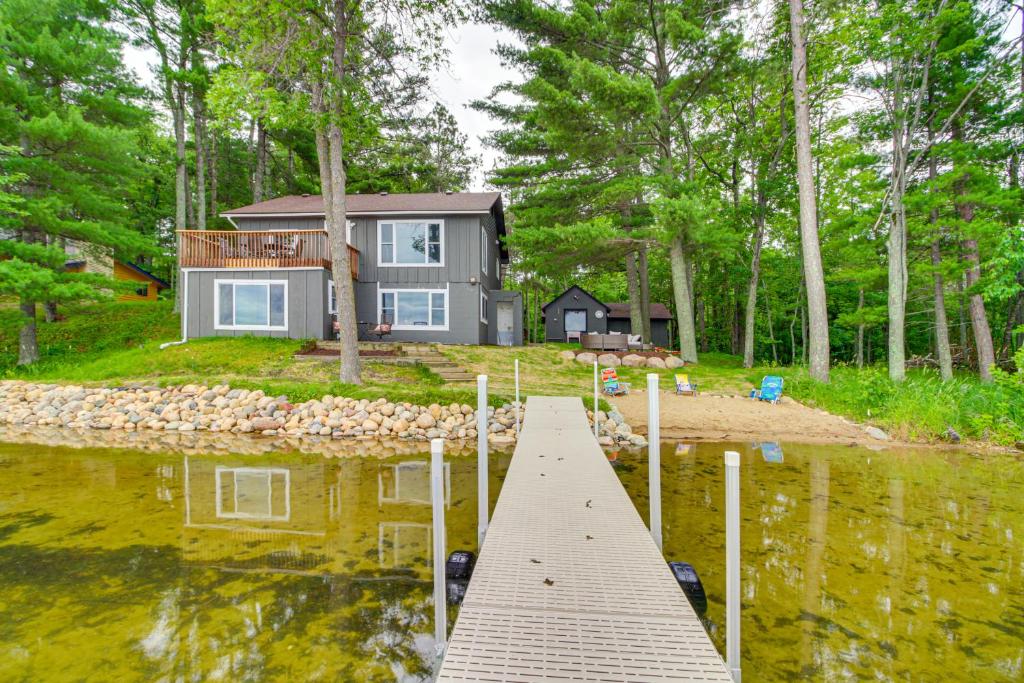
564,309,587,334
496,301,514,346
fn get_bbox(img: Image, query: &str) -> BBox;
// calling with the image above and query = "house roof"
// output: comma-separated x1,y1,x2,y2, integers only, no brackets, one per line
606,302,672,320
122,261,170,289
222,192,503,217
541,285,608,313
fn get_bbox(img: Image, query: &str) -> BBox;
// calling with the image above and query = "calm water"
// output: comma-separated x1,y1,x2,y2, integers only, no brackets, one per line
0,438,1022,681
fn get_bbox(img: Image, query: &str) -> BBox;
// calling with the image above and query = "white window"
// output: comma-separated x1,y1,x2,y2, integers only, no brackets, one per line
215,280,287,331
481,227,488,275
327,280,337,315
378,220,443,266
480,289,489,324
215,466,290,521
379,287,447,330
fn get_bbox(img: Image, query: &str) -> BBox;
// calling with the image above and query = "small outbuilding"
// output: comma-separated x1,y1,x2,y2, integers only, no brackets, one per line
542,285,672,347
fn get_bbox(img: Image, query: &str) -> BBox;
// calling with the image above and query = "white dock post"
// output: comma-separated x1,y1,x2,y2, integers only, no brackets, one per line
431,438,447,656
593,360,599,438
514,358,521,434
647,373,662,551
477,374,489,547
725,450,742,682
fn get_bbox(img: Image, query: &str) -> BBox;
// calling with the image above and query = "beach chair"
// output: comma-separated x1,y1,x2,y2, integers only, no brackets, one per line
601,368,630,396
674,373,698,396
759,442,784,463
750,375,784,404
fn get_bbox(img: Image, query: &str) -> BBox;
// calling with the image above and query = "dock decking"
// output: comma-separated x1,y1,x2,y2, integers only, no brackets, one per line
438,396,732,682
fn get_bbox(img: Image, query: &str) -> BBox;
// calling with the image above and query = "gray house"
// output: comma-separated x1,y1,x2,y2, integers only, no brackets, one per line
176,192,523,345
542,285,672,347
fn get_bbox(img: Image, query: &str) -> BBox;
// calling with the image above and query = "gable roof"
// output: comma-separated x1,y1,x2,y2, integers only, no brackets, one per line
541,285,608,313
121,261,170,289
606,302,672,320
222,192,503,217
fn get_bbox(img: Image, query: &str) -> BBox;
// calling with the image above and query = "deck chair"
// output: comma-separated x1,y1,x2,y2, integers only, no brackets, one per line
601,368,630,396
750,375,784,404
675,373,698,396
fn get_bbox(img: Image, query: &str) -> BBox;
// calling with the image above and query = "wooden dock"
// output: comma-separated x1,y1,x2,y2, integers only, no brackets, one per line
438,396,732,682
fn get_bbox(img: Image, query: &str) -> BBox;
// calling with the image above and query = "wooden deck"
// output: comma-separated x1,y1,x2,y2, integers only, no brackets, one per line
178,230,358,277
438,396,731,682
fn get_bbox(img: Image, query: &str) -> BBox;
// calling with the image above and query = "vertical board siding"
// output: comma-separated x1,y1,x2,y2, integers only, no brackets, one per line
233,217,325,231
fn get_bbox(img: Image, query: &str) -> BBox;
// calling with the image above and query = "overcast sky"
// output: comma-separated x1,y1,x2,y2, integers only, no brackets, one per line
124,21,519,192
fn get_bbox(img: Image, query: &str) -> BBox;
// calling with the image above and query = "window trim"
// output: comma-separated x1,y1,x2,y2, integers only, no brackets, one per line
327,279,337,315
481,227,488,276
480,288,489,324
214,466,291,521
213,279,289,331
376,219,445,267
377,285,449,331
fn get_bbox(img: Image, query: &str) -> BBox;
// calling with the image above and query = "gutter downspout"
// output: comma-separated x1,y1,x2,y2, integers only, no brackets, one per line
160,269,189,349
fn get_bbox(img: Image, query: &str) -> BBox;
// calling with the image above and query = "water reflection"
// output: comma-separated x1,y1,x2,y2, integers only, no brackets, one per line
617,441,1024,682
0,442,511,682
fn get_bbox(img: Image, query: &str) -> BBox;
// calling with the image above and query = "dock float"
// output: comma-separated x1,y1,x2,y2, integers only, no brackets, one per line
438,396,732,682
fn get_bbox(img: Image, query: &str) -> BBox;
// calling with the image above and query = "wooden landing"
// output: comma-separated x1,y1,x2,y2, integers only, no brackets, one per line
437,396,731,682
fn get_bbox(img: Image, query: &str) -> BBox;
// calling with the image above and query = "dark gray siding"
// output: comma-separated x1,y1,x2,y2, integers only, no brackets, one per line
349,214,482,285
543,287,608,342
183,269,330,340
232,216,325,231
354,281,484,344
606,317,671,347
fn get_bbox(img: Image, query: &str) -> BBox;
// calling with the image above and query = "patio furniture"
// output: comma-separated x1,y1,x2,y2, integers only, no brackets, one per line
674,374,699,396
581,333,629,351
566,330,582,343
750,375,784,404
601,368,630,396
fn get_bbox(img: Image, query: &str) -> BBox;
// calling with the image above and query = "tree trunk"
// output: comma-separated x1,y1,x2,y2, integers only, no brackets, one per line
762,279,778,365
931,241,953,380
697,296,707,353
44,301,58,323
638,245,653,342
172,89,188,230
743,212,766,368
209,129,218,223
18,301,39,365
856,288,865,369
254,120,267,202
669,235,699,362
962,234,996,382
625,250,644,340
888,197,909,381
789,0,830,382
193,95,207,230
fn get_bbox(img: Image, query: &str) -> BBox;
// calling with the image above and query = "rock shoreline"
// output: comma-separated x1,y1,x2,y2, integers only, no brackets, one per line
0,381,645,449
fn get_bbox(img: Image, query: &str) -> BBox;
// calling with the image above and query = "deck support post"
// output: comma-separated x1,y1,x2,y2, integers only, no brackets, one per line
725,450,742,682
514,359,521,434
593,361,599,438
431,438,447,657
647,373,662,551
477,375,489,547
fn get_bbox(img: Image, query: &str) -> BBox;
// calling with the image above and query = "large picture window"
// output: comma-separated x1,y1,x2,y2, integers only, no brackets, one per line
215,280,287,331
378,220,443,266
380,288,447,330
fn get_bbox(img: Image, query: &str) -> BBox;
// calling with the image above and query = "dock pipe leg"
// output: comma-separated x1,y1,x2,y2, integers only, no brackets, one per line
725,450,742,682
647,373,662,551
431,438,447,657
477,375,489,547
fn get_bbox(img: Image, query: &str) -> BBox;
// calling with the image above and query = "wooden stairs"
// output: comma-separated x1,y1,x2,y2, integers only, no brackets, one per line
300,342,474,384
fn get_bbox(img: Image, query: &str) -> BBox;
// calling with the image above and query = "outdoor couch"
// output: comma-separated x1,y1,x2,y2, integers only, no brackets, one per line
580,333,629,351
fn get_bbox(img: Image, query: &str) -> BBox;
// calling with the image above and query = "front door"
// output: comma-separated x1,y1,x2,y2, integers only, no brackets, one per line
563,309,587,340
496,301,514,346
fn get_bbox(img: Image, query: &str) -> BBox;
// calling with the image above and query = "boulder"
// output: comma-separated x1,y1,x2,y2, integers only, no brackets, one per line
415,413,436,429
664,356,685,369
645,356,667,369
597,353,621,367
558,350,576,362
576,352,597,365
621,354,645,367
865,426,889,441
250,417,281,431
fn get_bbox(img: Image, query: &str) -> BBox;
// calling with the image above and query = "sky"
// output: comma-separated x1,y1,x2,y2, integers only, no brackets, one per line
123,21,520,192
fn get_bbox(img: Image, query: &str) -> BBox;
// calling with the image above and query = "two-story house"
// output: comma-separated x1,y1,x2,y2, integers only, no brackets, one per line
176,191,523,345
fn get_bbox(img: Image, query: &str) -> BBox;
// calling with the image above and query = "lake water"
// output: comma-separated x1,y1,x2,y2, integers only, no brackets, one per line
0,437,1021,681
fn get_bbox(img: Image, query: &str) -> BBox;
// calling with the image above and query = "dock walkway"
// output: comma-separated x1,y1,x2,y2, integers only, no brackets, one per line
438,396,732,681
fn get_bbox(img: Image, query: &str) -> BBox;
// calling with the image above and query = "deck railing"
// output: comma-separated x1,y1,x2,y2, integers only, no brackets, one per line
178,230,358,278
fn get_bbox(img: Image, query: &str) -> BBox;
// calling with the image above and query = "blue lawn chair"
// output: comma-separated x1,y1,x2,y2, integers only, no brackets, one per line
759,442,784,463
750,375,784,404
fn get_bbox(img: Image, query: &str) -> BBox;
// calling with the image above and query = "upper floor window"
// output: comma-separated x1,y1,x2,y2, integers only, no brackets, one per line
481,227,488,275
378,220,443,266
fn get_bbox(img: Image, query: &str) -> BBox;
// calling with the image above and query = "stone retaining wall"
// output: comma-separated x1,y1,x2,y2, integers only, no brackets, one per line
0,381,644,450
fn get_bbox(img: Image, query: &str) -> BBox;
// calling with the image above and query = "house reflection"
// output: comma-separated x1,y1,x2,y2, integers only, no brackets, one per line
182,454,459,577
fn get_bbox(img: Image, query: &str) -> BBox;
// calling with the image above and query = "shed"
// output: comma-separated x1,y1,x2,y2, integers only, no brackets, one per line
541,286,608,342
605,302,672,347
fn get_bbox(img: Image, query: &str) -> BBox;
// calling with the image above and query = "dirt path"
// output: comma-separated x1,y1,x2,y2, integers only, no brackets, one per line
610,390,891,446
